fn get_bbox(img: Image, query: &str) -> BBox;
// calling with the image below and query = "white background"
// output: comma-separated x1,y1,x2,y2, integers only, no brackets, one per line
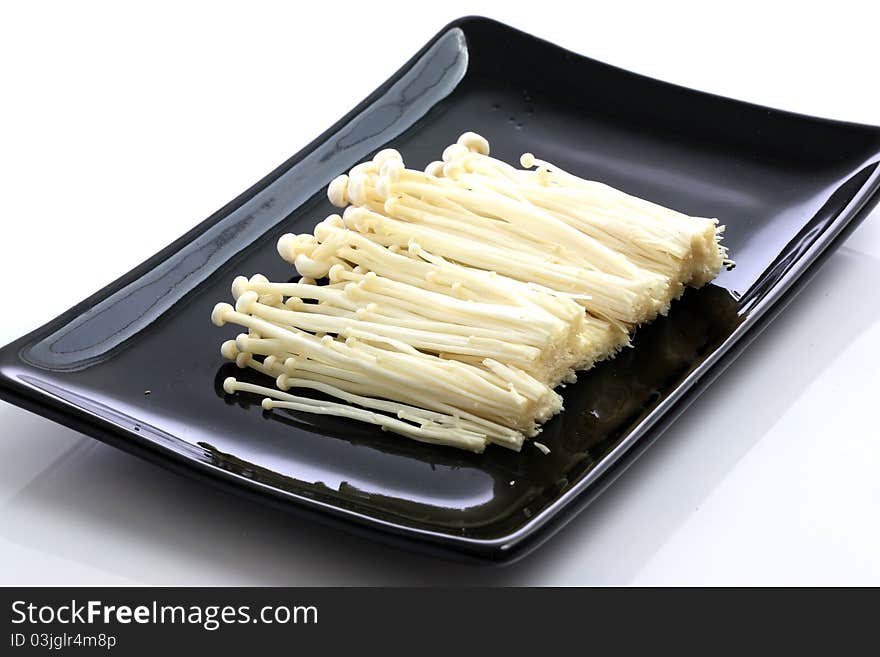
1,1,878,585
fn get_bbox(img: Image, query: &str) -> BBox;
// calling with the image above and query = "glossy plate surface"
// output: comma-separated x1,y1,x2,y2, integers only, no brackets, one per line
2,17,879,561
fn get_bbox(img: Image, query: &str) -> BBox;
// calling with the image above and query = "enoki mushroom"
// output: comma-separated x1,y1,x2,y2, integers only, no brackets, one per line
212,132,729,453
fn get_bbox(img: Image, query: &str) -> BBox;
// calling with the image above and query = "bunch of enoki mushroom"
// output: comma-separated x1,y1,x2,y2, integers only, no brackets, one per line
212,132,730,453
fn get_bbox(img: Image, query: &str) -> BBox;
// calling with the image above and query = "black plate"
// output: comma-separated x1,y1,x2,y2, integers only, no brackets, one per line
2,17,879,562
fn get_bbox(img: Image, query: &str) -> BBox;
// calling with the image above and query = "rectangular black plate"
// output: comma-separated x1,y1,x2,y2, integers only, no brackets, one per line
2,17,879,562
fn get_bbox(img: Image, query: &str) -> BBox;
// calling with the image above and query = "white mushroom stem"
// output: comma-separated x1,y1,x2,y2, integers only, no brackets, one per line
283,223,627,378
235,289,543,368
212,302,559,434
225,340,522,446
340,206,658,326
434,143,727,289
212,131,728,453
223,377,489,452
375,177,656,279
284,224,594,328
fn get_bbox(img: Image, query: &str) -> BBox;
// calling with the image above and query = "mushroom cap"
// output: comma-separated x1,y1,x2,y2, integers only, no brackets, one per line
347,172,370,206
457,132,490,155
220,340,239,360
315,214,344,242
442,160,465,179
328,263,349,283
327,174,349,207
294,253,331,280
234,333,250,352
374,175,392,201
442,143,469,163
379,158,404,181
231,275,250,300
349,161,378,177
276,233,298,262
372,148,403,168
424,160,444,177
235,290,259,314
211,302,234,326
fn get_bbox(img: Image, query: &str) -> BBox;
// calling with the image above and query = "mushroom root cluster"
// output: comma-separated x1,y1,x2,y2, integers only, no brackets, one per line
211,132,730,453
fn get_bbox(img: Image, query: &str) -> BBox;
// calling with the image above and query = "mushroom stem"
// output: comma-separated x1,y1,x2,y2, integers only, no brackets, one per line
212,131,728,453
